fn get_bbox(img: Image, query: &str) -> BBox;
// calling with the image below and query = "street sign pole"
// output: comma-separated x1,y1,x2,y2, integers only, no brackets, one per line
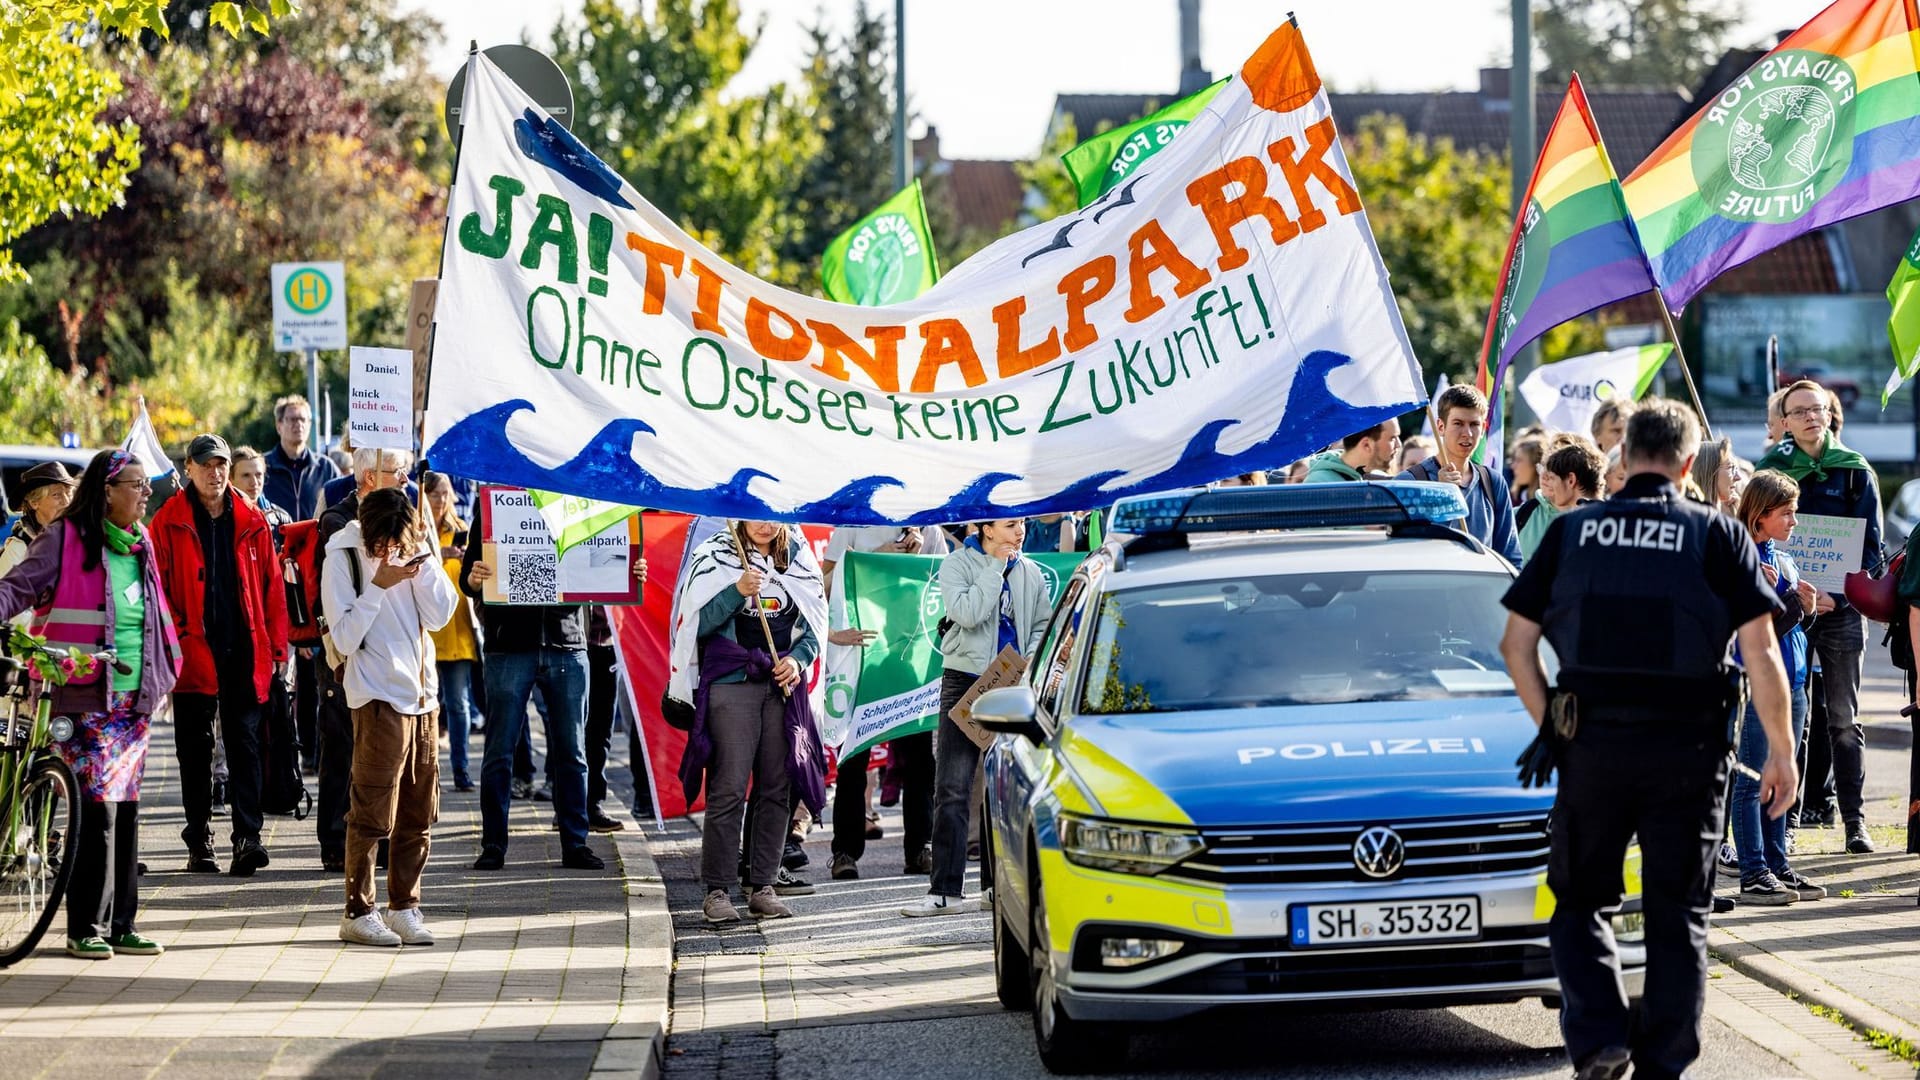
305,346,319,438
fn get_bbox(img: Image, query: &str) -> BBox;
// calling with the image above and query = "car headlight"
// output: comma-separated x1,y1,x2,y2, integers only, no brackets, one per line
1058,815,1204,876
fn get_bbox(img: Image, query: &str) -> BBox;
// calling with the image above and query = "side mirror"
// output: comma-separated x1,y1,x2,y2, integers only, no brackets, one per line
971,685,1045,744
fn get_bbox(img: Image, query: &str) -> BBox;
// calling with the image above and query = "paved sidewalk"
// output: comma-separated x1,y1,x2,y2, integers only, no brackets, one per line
1707,654,1919,1077
0,715,670,1079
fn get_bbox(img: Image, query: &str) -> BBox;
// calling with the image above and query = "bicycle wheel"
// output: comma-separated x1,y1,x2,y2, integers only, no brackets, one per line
0,754,80,967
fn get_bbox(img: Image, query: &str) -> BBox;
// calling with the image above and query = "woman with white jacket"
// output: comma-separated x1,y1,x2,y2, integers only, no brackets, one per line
320,488,456,947
905,519,1052,917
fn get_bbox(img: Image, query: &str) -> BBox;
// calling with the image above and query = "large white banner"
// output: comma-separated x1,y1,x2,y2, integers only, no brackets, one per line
424,21,1425,524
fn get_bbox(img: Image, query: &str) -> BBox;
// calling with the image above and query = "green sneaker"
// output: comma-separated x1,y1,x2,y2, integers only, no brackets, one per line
108,932,164,956
65,936,113,960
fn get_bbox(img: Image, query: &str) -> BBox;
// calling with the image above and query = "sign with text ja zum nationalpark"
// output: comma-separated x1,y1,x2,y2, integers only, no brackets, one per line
423,21,1425,525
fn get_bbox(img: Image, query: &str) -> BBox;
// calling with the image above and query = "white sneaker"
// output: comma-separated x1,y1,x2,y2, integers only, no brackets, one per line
383,906,435,946
901,893,982,918
339,911,401,947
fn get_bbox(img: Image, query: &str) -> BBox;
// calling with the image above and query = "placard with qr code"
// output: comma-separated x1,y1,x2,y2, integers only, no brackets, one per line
478,485,643,605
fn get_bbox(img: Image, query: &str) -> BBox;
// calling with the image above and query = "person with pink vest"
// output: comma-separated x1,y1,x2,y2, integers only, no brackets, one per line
0,449,183,961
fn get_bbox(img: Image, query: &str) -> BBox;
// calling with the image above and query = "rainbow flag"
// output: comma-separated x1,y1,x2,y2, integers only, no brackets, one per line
1623,0,1920,307
1476,74,1657,405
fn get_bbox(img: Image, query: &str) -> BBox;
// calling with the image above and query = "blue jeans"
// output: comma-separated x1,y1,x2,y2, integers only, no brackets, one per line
437,660,476,783
1731,685,1809,881
479,648,589,855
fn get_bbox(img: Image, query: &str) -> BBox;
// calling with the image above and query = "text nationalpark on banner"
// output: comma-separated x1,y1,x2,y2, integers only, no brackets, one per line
422,20,1425,525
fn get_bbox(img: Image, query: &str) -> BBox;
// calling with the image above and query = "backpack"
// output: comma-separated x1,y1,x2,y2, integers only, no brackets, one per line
1885,551,1913,673
281,520,324,646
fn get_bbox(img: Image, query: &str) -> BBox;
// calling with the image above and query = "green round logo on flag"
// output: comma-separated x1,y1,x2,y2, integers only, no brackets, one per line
1592,379,1617,401
1105,118,1192,192
1495,200,1549,354
1032,559,1061,598
842,212,923,306
1691,50,1856,224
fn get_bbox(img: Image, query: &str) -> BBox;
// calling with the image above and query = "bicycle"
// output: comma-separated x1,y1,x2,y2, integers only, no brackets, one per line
0,626,112,967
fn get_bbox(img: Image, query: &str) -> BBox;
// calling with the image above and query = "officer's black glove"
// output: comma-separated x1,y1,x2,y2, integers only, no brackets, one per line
1514,726,1559,789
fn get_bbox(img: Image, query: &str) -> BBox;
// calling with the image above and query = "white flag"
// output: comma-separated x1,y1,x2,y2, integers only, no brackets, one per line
1517,344,1672,436
121,400,175,480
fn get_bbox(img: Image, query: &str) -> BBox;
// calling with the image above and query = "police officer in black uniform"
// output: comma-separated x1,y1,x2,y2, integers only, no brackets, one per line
1498,398,1798,1080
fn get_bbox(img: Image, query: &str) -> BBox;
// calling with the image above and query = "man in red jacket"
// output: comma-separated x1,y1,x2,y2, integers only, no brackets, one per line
152,433,291,877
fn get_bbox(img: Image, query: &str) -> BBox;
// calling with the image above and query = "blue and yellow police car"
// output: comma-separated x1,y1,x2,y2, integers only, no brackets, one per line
970,482,1646,1073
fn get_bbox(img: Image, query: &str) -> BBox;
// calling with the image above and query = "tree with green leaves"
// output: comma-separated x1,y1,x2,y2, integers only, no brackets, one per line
0,0,288,282
547,0,821,286
784,2,898,276
1533,0,1744,89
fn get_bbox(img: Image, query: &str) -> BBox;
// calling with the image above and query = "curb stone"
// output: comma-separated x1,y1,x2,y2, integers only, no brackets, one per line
592,763,672,1080
1711,928,1920,1068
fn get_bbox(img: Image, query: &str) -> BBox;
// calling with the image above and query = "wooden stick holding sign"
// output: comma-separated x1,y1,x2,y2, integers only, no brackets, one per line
727,524,790,700
947,645,1031,750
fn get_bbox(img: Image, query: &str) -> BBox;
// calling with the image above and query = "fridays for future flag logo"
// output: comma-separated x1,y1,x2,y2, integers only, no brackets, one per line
820,180,940,306
422,20,1424,526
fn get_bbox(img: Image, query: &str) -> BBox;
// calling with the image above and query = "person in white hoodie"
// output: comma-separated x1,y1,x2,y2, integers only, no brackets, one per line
321,487,456,947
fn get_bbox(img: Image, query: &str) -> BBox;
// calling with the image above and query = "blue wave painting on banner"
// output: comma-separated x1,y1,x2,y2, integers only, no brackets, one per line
424,22,1424,524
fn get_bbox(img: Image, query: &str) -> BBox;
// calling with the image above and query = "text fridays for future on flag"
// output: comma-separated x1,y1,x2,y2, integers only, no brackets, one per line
421,21,1425,526
819,180,940,306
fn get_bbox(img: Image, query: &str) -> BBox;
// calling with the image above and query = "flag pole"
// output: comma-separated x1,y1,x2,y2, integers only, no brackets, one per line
1655,302,1713,440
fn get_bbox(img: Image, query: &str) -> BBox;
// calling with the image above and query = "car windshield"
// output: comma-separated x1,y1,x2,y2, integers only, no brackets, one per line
1078,570,1523,713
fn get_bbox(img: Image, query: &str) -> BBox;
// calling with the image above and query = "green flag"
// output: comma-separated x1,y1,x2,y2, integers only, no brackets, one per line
1886,224,1920,407
528,489,640,558
1061,78,1228,208
829,550,1080,758
819,180,940,306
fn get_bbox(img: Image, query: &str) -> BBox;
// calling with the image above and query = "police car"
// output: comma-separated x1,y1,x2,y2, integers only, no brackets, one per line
970,483,1646,1073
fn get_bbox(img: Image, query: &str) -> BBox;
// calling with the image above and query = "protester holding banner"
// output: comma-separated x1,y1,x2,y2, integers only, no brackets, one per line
668,522,827,923
1754,380,1883,856
424,472,480,793
905,519,1051,918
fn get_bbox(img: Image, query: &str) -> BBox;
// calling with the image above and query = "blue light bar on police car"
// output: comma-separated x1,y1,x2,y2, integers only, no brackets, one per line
1108,482,1469,536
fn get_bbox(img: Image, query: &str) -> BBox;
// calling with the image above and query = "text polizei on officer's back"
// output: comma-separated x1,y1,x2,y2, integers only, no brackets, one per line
1576,516,1685,552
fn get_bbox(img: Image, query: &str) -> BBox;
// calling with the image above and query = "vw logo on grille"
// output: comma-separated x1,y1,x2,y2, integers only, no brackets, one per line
1352,826,1405,879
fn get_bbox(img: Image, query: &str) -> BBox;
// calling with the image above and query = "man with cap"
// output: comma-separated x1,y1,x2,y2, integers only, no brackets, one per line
151,434,290,877
0,463,77,618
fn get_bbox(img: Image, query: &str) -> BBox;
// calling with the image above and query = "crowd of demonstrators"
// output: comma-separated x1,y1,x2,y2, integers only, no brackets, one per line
0,450,180,960
152,434,290,878
1755,380,1883,855
1517,436,1605,561
670,520,827,924
322,487,455,947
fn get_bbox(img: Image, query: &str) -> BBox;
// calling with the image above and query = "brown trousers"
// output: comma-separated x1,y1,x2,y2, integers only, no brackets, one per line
345,701,440,919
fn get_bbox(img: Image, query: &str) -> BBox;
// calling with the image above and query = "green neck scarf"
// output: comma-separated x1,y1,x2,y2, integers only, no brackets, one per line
103,519,141,556
1753,431,1869,484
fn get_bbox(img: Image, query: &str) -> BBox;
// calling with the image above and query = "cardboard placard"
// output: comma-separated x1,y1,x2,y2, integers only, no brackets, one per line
947,645,1030,750
1785,513,1868,595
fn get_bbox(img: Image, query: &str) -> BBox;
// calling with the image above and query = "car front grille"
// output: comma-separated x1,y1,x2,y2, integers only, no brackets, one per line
1166,813,1550,887
1145,936,1554,997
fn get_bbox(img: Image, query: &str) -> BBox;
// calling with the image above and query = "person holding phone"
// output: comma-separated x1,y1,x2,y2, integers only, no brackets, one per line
424,473,481,792
322,487,456,947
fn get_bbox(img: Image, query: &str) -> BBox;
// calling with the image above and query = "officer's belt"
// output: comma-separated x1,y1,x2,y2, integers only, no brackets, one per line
1555,672,1734,714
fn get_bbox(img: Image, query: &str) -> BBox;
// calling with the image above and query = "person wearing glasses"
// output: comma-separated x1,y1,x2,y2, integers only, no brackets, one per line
1755,380,1882,856
151,434,291,878
311,447,413,871
0,450,184,959
262,395,340,523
